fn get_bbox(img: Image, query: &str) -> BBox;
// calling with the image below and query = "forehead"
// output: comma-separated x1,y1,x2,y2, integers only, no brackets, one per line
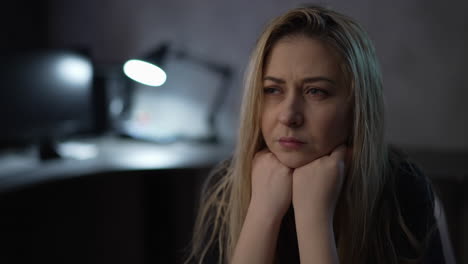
263,36,344,80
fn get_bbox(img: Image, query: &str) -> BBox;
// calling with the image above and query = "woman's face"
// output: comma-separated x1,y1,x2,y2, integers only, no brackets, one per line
261,35,352,168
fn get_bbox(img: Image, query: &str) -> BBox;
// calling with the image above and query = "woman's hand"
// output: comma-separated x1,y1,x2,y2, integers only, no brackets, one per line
250,149,293,221
292,144,349,219
292,145,349,264
231,150,292,264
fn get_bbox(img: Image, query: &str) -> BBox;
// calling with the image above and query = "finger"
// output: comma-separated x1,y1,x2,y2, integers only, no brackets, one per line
330,144,349,175
330,144,347,160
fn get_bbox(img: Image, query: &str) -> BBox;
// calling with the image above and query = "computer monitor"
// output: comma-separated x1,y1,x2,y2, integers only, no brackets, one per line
0,50,96,148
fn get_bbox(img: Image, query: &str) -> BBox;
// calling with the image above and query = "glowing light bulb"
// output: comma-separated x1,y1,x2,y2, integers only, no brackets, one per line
123,59,167,86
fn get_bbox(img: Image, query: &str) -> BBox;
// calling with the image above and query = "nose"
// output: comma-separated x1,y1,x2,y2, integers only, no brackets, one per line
277,94,304,128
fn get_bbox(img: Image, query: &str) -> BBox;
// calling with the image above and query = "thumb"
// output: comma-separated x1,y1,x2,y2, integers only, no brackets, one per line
330,144,352,174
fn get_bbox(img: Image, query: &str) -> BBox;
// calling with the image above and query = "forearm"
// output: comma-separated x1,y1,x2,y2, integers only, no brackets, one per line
231,203,282,264
294,210,339,264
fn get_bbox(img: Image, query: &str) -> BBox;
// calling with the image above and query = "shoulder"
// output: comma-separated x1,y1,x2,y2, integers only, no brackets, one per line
389,148,445,263
394,160,434,220
389,147,434,221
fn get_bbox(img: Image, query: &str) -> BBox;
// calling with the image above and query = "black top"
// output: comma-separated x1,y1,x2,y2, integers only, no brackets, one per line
196,159,446,264
391,162,445,263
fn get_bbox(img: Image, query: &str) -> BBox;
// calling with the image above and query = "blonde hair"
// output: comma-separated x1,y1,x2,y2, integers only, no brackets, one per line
185,5,430,264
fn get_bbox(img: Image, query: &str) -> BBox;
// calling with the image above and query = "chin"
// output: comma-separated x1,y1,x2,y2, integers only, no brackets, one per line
274,152,318,169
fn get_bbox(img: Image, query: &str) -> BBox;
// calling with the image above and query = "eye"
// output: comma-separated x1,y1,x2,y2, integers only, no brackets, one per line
306,88,328,96
263,87,281,94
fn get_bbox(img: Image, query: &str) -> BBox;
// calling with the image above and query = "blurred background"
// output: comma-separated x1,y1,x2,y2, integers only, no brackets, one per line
0,0,466,263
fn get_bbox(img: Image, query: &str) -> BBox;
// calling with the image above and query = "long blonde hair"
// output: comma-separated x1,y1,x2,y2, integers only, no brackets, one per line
185,5,429,264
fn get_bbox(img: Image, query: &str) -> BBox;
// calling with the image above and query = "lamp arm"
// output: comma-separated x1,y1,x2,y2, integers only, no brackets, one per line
174,50,233,143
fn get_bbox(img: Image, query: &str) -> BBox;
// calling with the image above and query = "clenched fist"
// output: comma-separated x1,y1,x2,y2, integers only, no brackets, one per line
250,149,293,220
292,144,350,219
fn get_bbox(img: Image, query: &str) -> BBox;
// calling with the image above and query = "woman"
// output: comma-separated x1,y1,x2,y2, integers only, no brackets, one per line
185,5,445,264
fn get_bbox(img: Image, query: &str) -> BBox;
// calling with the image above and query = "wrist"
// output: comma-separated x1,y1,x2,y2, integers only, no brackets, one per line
293,203,335,224
248,200,286,226
292,193,338,219
294,208,338,264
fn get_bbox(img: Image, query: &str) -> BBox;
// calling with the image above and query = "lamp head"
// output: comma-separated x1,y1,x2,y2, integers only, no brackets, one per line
123,44,169,87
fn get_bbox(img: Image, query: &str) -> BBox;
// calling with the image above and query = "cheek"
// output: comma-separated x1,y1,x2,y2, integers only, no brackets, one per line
312,107,351,144
260,109,272,140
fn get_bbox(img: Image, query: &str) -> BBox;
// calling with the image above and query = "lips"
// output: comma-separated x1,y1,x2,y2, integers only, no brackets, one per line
278,137,305,148
279,137,305,144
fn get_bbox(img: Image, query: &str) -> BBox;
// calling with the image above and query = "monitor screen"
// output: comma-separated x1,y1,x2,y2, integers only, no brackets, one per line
0,50,95,145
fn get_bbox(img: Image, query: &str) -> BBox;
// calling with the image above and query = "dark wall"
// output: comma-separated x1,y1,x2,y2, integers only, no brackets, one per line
46,0,468,150
1,1,50,50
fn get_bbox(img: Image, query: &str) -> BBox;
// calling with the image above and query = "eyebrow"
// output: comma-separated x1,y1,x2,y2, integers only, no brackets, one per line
263,76,336,85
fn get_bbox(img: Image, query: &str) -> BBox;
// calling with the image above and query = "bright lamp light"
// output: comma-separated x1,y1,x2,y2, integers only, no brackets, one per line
123,59,167,87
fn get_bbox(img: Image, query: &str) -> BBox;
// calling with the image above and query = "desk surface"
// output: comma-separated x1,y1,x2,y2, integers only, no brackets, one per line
1,138,467,192
0,136,234,192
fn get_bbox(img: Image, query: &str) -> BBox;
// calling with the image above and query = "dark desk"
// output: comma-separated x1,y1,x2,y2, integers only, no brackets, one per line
0,136,233,264
0,136,233,192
